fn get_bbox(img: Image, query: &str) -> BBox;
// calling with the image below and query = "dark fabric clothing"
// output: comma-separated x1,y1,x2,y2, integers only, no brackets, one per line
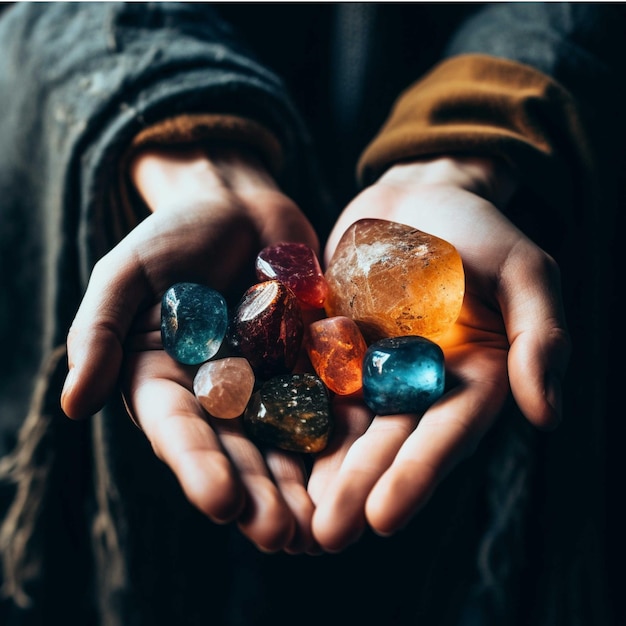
0,3,624,626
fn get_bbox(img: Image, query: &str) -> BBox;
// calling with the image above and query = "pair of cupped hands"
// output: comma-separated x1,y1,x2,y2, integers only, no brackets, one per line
60,145,570,555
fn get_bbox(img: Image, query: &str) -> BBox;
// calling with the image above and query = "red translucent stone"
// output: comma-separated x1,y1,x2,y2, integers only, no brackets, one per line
306,316,367,395
228,280,303,380
256,242,329,310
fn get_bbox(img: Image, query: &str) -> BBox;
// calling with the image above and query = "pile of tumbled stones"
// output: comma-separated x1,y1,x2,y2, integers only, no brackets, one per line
161,219,465,454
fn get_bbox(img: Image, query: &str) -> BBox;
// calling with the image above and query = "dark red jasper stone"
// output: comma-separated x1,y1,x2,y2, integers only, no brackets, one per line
228,279,303,380
255,242,329,310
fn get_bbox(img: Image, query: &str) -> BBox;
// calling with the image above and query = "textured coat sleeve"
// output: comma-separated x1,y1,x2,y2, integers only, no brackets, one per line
0,2,324,286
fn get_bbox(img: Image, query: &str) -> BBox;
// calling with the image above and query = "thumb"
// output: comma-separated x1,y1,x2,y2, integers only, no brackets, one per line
61,253,149,420
501,249,571,430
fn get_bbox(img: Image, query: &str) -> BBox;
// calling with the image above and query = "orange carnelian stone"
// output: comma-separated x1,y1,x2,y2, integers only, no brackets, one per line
306,316,367,395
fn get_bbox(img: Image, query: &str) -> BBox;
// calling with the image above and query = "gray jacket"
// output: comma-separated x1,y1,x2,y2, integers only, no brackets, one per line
0,3,623,625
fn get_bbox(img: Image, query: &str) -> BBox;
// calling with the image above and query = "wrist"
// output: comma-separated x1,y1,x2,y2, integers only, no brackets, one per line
377,155,519,208
130,143,280,213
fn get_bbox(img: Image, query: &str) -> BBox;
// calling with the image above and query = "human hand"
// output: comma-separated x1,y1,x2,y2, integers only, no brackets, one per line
61,144,321,553
308,156,571,551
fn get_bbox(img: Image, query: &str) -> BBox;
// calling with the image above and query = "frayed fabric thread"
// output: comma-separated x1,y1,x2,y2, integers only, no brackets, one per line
0,344,128,623
0,344,69,608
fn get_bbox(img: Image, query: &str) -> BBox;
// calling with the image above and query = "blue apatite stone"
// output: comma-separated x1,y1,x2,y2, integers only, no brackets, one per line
362,336,445,415
161,282,228,365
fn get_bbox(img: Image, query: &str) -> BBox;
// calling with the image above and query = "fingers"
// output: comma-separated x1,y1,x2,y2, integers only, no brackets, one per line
311,408,417,552
364,368,502,536
124,352,246,523
211,415,318,554
262,449,319,554
211,424,296,553
310,177,570,554
307,395,375,505
311,343,508,550
125,348,320,553
499,246,571,430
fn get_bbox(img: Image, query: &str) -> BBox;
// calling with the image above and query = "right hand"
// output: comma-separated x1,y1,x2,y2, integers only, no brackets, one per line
308,156,571,551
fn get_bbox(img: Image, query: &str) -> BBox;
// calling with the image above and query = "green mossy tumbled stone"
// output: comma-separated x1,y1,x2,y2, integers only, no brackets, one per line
244,373,332,453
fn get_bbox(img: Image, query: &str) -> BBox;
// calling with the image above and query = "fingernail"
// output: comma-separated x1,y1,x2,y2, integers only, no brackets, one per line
545,374,562,423
60,368,75,406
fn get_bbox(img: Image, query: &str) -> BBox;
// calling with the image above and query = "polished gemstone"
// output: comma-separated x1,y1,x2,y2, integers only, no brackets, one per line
256,242,329,309
324,218,465,341
244,373,332,453
228,279,303,380
193,357,255,419
161,282,228,365
305,316,367,395
362,336,445,415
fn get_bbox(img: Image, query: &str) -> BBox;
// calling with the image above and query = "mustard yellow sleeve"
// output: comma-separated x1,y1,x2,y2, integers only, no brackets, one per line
358,54,590,210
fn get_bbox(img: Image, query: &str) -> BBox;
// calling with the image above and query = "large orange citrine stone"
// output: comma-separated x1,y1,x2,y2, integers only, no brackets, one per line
324,219,464,341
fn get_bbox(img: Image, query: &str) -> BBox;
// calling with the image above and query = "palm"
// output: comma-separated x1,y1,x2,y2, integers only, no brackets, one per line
64,176,322,554
308,175,567,551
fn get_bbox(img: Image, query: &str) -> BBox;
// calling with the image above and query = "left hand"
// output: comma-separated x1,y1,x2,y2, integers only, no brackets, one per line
62,145,322,554
308,156,571,551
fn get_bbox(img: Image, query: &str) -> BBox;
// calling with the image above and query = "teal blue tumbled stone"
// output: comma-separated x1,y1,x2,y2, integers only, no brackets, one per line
161,282,228,365
362,336,445,415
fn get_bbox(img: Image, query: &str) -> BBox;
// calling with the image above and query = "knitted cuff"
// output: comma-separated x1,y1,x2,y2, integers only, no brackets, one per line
128,113,284,175
112,114,284,240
